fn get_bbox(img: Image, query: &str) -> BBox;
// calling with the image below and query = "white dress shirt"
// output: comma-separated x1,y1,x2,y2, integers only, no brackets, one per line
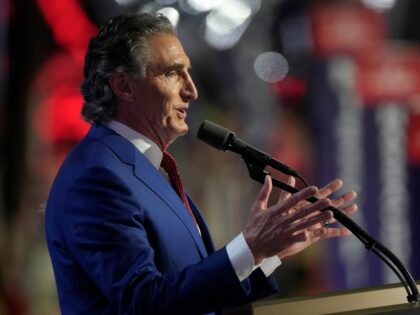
106,120,281,282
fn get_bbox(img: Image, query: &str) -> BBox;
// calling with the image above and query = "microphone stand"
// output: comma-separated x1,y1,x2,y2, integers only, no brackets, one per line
241,154,420,303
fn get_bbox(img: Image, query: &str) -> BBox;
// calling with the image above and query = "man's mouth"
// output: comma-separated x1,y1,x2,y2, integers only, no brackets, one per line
176,108,187,118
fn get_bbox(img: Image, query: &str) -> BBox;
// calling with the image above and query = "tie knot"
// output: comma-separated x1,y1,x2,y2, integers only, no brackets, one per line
161,151,178,176
161,151,184,194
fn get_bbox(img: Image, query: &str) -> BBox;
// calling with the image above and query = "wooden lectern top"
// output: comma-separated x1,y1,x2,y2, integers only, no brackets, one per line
253,282,420,315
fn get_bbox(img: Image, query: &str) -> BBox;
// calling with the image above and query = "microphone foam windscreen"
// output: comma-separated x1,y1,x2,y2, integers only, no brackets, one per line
197,120,231,150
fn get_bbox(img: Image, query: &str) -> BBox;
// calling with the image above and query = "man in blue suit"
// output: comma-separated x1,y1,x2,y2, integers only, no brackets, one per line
45,13,357,314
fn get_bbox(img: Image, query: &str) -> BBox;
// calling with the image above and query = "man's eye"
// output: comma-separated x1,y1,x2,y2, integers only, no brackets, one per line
166,71,178,78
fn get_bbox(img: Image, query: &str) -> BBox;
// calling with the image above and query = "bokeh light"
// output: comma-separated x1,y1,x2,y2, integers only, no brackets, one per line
203,0,257,50
254,51,289,83
181,0,222,13
157,7,180,27
155,0,177,5
362,0,397,11
114,0,138,6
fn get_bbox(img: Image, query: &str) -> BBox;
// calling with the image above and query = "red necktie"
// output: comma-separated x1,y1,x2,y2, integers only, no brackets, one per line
161,152,199,228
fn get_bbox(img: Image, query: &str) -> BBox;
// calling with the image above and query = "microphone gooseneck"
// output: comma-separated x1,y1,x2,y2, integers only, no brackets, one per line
197,120,309,185
197,120,420,303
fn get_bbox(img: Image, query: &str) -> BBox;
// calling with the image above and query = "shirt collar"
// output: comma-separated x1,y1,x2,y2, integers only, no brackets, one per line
106,120,163,169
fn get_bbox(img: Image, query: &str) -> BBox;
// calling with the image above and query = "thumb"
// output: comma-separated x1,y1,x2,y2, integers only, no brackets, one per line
252,175,272,211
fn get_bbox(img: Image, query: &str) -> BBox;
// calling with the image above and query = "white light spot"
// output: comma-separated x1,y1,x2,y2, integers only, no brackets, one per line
157,7,180,27
205,8,250,35
155,0,177,5
203,0,253,50
183,0,222,12
254,52,289,83
114,0,138,5
362,0,396,11
217,0,252,22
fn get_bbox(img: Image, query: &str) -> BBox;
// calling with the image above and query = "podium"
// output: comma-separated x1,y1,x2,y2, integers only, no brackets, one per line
253,282,420,314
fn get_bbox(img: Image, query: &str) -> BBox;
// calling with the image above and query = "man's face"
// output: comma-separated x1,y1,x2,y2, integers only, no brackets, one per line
128,33,198,149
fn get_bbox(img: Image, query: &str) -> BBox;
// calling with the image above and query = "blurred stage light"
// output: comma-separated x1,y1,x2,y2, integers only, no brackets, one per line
155,0,177,5
181,0,222,13
140,2,160,13
114,0,138,6
254,51,289,83
217,0,252,23
203,0,257,50
157,7,180,27
206,3,251,33
361,0,396,11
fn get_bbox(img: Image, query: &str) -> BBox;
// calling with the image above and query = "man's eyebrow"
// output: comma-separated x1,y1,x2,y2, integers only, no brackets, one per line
163,62,192,71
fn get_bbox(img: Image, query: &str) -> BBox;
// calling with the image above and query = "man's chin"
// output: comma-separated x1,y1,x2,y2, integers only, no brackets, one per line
164,126,188,148
166,119,189,139
175,122,189,135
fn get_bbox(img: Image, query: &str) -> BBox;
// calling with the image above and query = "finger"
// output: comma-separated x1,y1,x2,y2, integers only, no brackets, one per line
270,185,318,216
342,203,358,215
295,179,347,212
297,191,354,221
285,231,314,244
323,227,352,238
287,210,334,235
327,203,358,224
280,198,331,227
289,228,327,243
290,225,351,245
278,176,295,204
331,191,357,208
315,179,343,199
291,178,331,210
252,175,273,210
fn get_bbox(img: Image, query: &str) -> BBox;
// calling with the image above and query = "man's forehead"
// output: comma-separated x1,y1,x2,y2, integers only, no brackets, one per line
147,34,190,66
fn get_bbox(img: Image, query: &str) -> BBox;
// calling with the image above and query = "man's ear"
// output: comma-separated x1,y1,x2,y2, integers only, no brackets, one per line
108,72,134,102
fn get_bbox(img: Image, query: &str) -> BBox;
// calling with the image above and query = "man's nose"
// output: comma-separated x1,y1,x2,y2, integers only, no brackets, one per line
181,74,198,102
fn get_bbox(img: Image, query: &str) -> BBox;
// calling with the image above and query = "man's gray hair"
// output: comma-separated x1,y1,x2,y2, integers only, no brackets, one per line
81,13,175,124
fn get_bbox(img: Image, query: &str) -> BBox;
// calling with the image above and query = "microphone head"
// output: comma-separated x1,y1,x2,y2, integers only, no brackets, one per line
197,120,233,150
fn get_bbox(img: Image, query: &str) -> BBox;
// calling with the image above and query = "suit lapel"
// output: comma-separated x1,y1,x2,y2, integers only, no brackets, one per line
188,196,215,254
133,151,209,257
88,125,208,258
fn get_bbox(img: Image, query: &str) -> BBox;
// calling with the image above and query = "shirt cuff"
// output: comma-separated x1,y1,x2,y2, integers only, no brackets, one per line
226,233,281,282
260,255,282,276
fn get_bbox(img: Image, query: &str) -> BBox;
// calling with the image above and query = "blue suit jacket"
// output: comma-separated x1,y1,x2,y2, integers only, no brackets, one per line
45,124,277,315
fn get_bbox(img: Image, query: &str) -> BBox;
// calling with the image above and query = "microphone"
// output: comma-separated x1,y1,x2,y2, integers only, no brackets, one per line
197,120,299,177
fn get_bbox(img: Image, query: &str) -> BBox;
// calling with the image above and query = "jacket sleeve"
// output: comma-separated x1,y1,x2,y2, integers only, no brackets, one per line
62,166,277,314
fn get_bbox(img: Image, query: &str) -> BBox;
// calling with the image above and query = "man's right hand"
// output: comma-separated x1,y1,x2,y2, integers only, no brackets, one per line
243,175,335,265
